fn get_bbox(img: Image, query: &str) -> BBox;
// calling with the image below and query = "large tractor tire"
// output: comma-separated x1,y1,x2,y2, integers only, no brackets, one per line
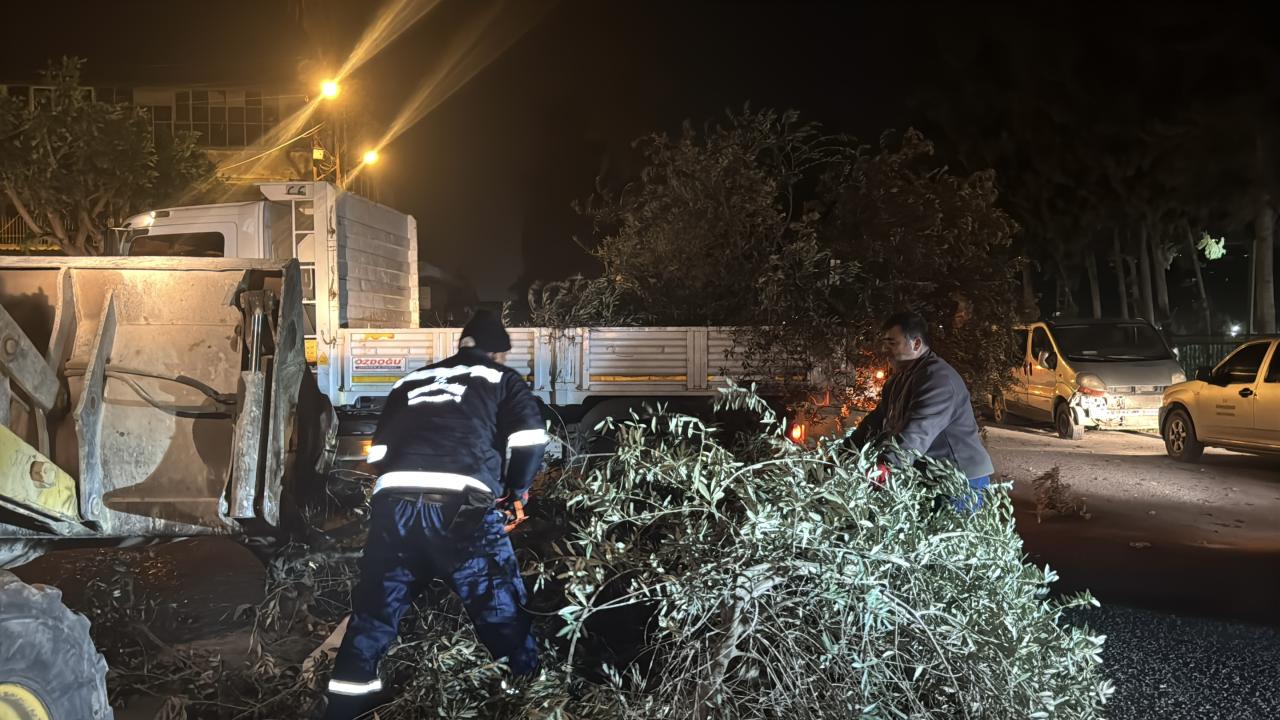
0,571,112,720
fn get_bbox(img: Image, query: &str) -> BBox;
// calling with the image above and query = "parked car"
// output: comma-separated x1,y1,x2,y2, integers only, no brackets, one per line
994,319,1186,440
1160,337,1280,461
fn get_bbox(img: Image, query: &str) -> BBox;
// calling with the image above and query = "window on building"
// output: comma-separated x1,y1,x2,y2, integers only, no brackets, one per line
173,87,275,148
7,83,286,148
4,86,30,104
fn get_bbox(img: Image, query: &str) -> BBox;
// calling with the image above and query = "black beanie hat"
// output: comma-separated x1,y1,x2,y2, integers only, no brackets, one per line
460,309,511,353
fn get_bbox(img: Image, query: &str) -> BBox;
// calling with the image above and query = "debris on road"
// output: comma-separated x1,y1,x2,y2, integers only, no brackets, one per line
1032,466,1091,522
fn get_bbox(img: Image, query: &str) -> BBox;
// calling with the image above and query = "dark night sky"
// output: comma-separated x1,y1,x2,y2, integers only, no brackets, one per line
3,1,1279,316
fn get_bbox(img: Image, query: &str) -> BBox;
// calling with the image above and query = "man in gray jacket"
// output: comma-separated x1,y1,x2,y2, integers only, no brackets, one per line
847,311,995,510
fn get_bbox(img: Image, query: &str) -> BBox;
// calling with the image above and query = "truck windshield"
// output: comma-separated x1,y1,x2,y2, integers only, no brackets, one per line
127,231,224,257
1051,323,1172,362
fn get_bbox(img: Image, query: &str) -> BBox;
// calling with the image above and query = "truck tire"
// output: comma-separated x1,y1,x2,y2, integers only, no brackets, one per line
0,541,48,570
1162,407,1205,463
1054,403,1083,441
0,571,111,719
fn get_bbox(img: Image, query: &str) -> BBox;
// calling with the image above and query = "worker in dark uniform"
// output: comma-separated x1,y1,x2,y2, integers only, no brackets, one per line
321,310,547,719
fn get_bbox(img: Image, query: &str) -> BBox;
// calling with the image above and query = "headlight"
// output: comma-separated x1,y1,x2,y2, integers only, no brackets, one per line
1076,373,1107,397
1171,370,1186,384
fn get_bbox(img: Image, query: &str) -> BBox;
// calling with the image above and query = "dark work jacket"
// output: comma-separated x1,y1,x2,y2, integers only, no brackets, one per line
849,352,995,480
367,348,547,500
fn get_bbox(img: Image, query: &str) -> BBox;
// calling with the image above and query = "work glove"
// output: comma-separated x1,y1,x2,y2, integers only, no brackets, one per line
869,461,890,490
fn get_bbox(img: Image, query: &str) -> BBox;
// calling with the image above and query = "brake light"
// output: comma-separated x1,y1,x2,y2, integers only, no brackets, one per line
788,423,807,444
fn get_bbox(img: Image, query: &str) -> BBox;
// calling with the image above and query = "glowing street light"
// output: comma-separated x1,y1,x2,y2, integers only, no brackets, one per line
320,80,340,99
362,149,379,165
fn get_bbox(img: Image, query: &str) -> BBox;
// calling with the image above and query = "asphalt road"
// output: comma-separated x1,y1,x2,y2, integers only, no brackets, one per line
988,423,1280,622
990,422,1280,719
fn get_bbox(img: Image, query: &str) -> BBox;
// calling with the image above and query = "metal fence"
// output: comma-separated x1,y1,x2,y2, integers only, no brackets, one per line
0,213,24,247
1168,336,1262,375
0,211,66,254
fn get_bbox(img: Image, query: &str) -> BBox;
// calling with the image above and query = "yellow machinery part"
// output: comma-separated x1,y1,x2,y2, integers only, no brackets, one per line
0,683,51,720
0,425,78,521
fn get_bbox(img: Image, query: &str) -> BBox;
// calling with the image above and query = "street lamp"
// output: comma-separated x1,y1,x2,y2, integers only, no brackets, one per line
362,149,379,165
321,79,340,99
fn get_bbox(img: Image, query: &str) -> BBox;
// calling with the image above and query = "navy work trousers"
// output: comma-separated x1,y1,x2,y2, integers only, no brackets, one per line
322,491,538,719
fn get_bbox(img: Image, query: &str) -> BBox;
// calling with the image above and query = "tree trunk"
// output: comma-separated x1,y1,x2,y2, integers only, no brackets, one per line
1021,260,1037,319
1053,253,1076,317
1254,197,1277,334
1126,256,1140,317
1151,233,1170,324
1085,250,1102,319
1112,229,1129,319
1138,225,1156,324
1183,222,1212,334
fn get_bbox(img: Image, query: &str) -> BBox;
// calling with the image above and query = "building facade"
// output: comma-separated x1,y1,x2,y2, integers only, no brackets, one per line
0,81,321,248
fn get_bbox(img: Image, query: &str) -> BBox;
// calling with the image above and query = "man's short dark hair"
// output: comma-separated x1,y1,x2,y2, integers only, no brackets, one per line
883,311,930,345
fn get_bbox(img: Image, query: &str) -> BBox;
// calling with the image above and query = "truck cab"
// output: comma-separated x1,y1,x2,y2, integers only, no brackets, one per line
121,200,277,259
119,182,420,403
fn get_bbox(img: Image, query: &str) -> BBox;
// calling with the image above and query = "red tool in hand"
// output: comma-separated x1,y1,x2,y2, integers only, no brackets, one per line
501,495,528,533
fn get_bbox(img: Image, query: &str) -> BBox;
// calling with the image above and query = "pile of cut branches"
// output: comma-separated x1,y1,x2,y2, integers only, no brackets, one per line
90,384,1111,719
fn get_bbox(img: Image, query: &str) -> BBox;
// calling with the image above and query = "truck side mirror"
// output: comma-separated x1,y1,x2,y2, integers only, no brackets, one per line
1194,366,1213,383
1037,350,1057,370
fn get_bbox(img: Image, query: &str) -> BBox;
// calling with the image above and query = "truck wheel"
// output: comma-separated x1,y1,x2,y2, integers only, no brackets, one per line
1163,408,1204,462
1054,403,1083,441
0,541,48,569
0,571,111,719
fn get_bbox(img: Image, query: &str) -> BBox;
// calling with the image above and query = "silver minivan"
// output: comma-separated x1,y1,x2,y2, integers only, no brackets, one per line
995,319,1187,439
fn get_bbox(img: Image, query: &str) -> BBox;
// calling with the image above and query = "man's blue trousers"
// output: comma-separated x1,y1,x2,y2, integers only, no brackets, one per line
322,492,538,719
